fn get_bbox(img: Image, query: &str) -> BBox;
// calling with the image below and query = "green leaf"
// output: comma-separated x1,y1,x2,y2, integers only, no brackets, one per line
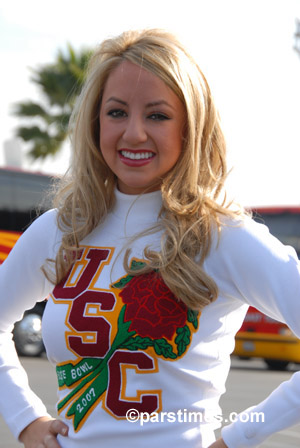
175,326,191,357
111,275,133,289
130,260,147,271
121,336,153,351
13,101,48,118
17,126,50,141
187,309,199,330
17,126,67,159
153,338,177,359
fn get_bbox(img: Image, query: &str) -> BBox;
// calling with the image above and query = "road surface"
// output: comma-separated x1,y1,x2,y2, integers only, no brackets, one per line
0,356,299,447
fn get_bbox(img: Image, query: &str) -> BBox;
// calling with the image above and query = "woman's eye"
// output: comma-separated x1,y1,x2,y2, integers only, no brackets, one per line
107,109,126,118
148,113,170,121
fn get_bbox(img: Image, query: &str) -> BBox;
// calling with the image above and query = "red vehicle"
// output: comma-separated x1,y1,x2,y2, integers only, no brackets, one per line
234,207,300,370
0,167,53,356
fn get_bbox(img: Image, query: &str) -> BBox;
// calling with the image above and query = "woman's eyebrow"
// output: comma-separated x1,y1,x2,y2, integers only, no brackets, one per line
146,100,174,110
106,97,127,105
105,97,174,110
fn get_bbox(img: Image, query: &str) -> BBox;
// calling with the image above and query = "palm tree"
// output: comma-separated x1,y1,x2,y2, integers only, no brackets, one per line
13,44,92,159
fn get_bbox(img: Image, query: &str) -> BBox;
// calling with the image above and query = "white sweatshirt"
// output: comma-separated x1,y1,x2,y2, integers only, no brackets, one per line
0,189,300,448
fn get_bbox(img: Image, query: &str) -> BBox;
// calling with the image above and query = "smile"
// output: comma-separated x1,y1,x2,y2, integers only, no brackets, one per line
120,150,155,160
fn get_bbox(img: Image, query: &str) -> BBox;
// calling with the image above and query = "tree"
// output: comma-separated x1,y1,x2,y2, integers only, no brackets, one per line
14,44,92,159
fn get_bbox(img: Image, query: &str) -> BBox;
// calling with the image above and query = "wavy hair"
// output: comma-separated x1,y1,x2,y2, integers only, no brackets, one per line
47,28,243,310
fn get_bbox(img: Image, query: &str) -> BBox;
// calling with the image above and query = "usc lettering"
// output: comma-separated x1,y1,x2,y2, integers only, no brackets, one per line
53,246,199,430
52,247,116,358
53,247,166,430
106,350,160,418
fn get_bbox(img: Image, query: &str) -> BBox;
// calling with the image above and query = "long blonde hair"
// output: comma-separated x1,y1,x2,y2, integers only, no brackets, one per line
49,29,243,310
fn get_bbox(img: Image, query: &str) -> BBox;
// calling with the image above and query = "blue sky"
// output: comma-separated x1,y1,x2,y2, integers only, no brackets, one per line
1,0,300,206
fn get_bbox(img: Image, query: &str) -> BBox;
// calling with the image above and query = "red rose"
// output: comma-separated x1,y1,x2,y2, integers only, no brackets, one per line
120,271,188,340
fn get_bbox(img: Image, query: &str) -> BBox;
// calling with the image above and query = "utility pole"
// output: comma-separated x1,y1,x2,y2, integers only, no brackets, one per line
294,19,300,57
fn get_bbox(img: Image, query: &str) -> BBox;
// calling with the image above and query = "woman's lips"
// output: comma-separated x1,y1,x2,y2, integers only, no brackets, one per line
118,149,156,166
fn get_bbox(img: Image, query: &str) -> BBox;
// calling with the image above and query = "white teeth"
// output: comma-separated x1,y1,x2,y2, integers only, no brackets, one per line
121,151,154,160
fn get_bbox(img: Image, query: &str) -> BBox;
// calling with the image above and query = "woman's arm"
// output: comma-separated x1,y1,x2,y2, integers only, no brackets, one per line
221,372,300,447
208,217,300,447
0,210,62,440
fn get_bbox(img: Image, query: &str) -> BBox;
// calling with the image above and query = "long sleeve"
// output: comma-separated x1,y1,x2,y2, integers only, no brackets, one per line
0,210,61,439
222,372,300,447
207,217,300,447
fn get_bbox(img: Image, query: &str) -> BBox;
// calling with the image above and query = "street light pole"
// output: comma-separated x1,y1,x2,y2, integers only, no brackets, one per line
294,19,300,57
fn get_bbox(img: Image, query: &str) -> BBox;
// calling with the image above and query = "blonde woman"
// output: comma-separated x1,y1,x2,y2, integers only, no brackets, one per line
0,29,299,448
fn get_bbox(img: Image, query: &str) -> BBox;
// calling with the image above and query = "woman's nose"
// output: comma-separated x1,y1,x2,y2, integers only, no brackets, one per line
122,116,147,145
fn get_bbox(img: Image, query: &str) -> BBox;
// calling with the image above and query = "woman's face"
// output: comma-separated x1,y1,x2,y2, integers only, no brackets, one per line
99,60,186,195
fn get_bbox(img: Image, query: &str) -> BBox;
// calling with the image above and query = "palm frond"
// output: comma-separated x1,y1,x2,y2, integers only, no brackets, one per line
13,44,92,159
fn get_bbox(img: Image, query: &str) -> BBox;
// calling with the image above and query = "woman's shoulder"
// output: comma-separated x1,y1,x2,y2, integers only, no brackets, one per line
27,208,59,236
15,209,62,259
215,214,269,249
33,208,58,223
213,213,296,262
